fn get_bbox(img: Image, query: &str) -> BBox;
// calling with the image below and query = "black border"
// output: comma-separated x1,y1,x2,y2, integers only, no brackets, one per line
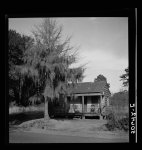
3,8,136,145
128,9,136,143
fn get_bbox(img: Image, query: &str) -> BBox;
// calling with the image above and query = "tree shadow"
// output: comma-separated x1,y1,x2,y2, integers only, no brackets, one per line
9,111,44,125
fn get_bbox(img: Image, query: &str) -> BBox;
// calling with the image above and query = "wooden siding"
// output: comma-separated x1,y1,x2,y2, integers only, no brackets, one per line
100,95,105,107
103,85,111,107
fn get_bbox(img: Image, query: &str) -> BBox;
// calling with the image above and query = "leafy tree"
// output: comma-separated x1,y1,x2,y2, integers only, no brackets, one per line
110,91,128,107
94,74,110,88
120,67,129,87
20,18,84,120
94,74,107,82
9,29,34,105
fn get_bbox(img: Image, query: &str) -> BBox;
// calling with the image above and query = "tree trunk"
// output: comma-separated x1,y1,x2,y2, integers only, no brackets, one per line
19,76,22,105
37,78,40,96
44,97,50,121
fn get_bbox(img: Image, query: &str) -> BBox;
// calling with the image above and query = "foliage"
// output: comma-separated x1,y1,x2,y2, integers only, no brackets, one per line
94,74,110,88
94,74,107,82
23,18,84,97
120,67,129,87
9,30,34,77
105,108,129,132
110,91,128,107
117,117,129,131
8,30,35,105
19,18,85,120
28,94,44,105
105,113,117,131
106,116,129,132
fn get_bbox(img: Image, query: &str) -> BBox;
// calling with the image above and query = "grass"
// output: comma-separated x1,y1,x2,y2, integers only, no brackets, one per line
9,103,129,133
17,118,128,142
9,103,44,114
9,103,45,125
9,108,129,142
19,118,108,131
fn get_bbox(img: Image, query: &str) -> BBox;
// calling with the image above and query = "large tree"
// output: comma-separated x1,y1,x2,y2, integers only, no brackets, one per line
110,91,128,106
8,30,34,105
20,18,84,120
94,74,110,88
120,67,129,87
94,74,107,82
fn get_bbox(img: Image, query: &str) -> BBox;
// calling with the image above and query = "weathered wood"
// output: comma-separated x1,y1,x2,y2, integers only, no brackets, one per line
84,113,99,117
82,96,85,119
99,95,103,120
74,93,102,96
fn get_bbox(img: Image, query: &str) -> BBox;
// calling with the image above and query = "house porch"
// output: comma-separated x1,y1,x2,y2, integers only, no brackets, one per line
67,93,104,119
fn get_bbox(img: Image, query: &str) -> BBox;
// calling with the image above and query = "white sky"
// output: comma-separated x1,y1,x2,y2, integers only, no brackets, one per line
9,17,128,93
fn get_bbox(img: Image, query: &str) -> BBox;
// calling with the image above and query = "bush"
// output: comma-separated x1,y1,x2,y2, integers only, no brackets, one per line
105,111,129,132
118,117,129,131
105,112,118,131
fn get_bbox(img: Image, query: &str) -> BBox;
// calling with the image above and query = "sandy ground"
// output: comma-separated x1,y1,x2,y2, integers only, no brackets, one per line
11,118,129,142
9,130,129,143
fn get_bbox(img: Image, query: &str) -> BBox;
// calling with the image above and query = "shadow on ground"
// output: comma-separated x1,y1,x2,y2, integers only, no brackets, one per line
9,111,78,126
9,111,44,125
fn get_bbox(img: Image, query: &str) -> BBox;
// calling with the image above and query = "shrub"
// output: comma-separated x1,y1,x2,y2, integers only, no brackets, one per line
118,117,129,131
105,112,118,131
105,110,129,132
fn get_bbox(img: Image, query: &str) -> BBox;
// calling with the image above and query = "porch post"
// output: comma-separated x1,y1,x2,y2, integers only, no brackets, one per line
65,95,67,111
100,95,103,120
82,96,85,119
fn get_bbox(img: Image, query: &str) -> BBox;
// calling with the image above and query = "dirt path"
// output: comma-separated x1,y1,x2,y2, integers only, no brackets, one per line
9,130,129,143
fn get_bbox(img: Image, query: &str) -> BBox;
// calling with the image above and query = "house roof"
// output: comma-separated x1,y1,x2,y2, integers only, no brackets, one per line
68,81,107,94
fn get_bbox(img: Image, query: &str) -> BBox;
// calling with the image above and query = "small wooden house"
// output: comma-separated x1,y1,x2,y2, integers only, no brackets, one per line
49,81,111,119
66,81,111,119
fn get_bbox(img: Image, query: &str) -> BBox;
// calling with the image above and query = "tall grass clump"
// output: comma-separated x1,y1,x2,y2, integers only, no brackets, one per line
105,106,129,132
105,90,129,132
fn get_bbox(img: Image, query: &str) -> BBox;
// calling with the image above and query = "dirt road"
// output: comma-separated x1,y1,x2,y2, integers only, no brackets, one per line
9,117,129,143
9,130,128,143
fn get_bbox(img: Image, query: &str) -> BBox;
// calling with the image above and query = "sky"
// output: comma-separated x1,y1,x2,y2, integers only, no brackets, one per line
9,17,128,93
